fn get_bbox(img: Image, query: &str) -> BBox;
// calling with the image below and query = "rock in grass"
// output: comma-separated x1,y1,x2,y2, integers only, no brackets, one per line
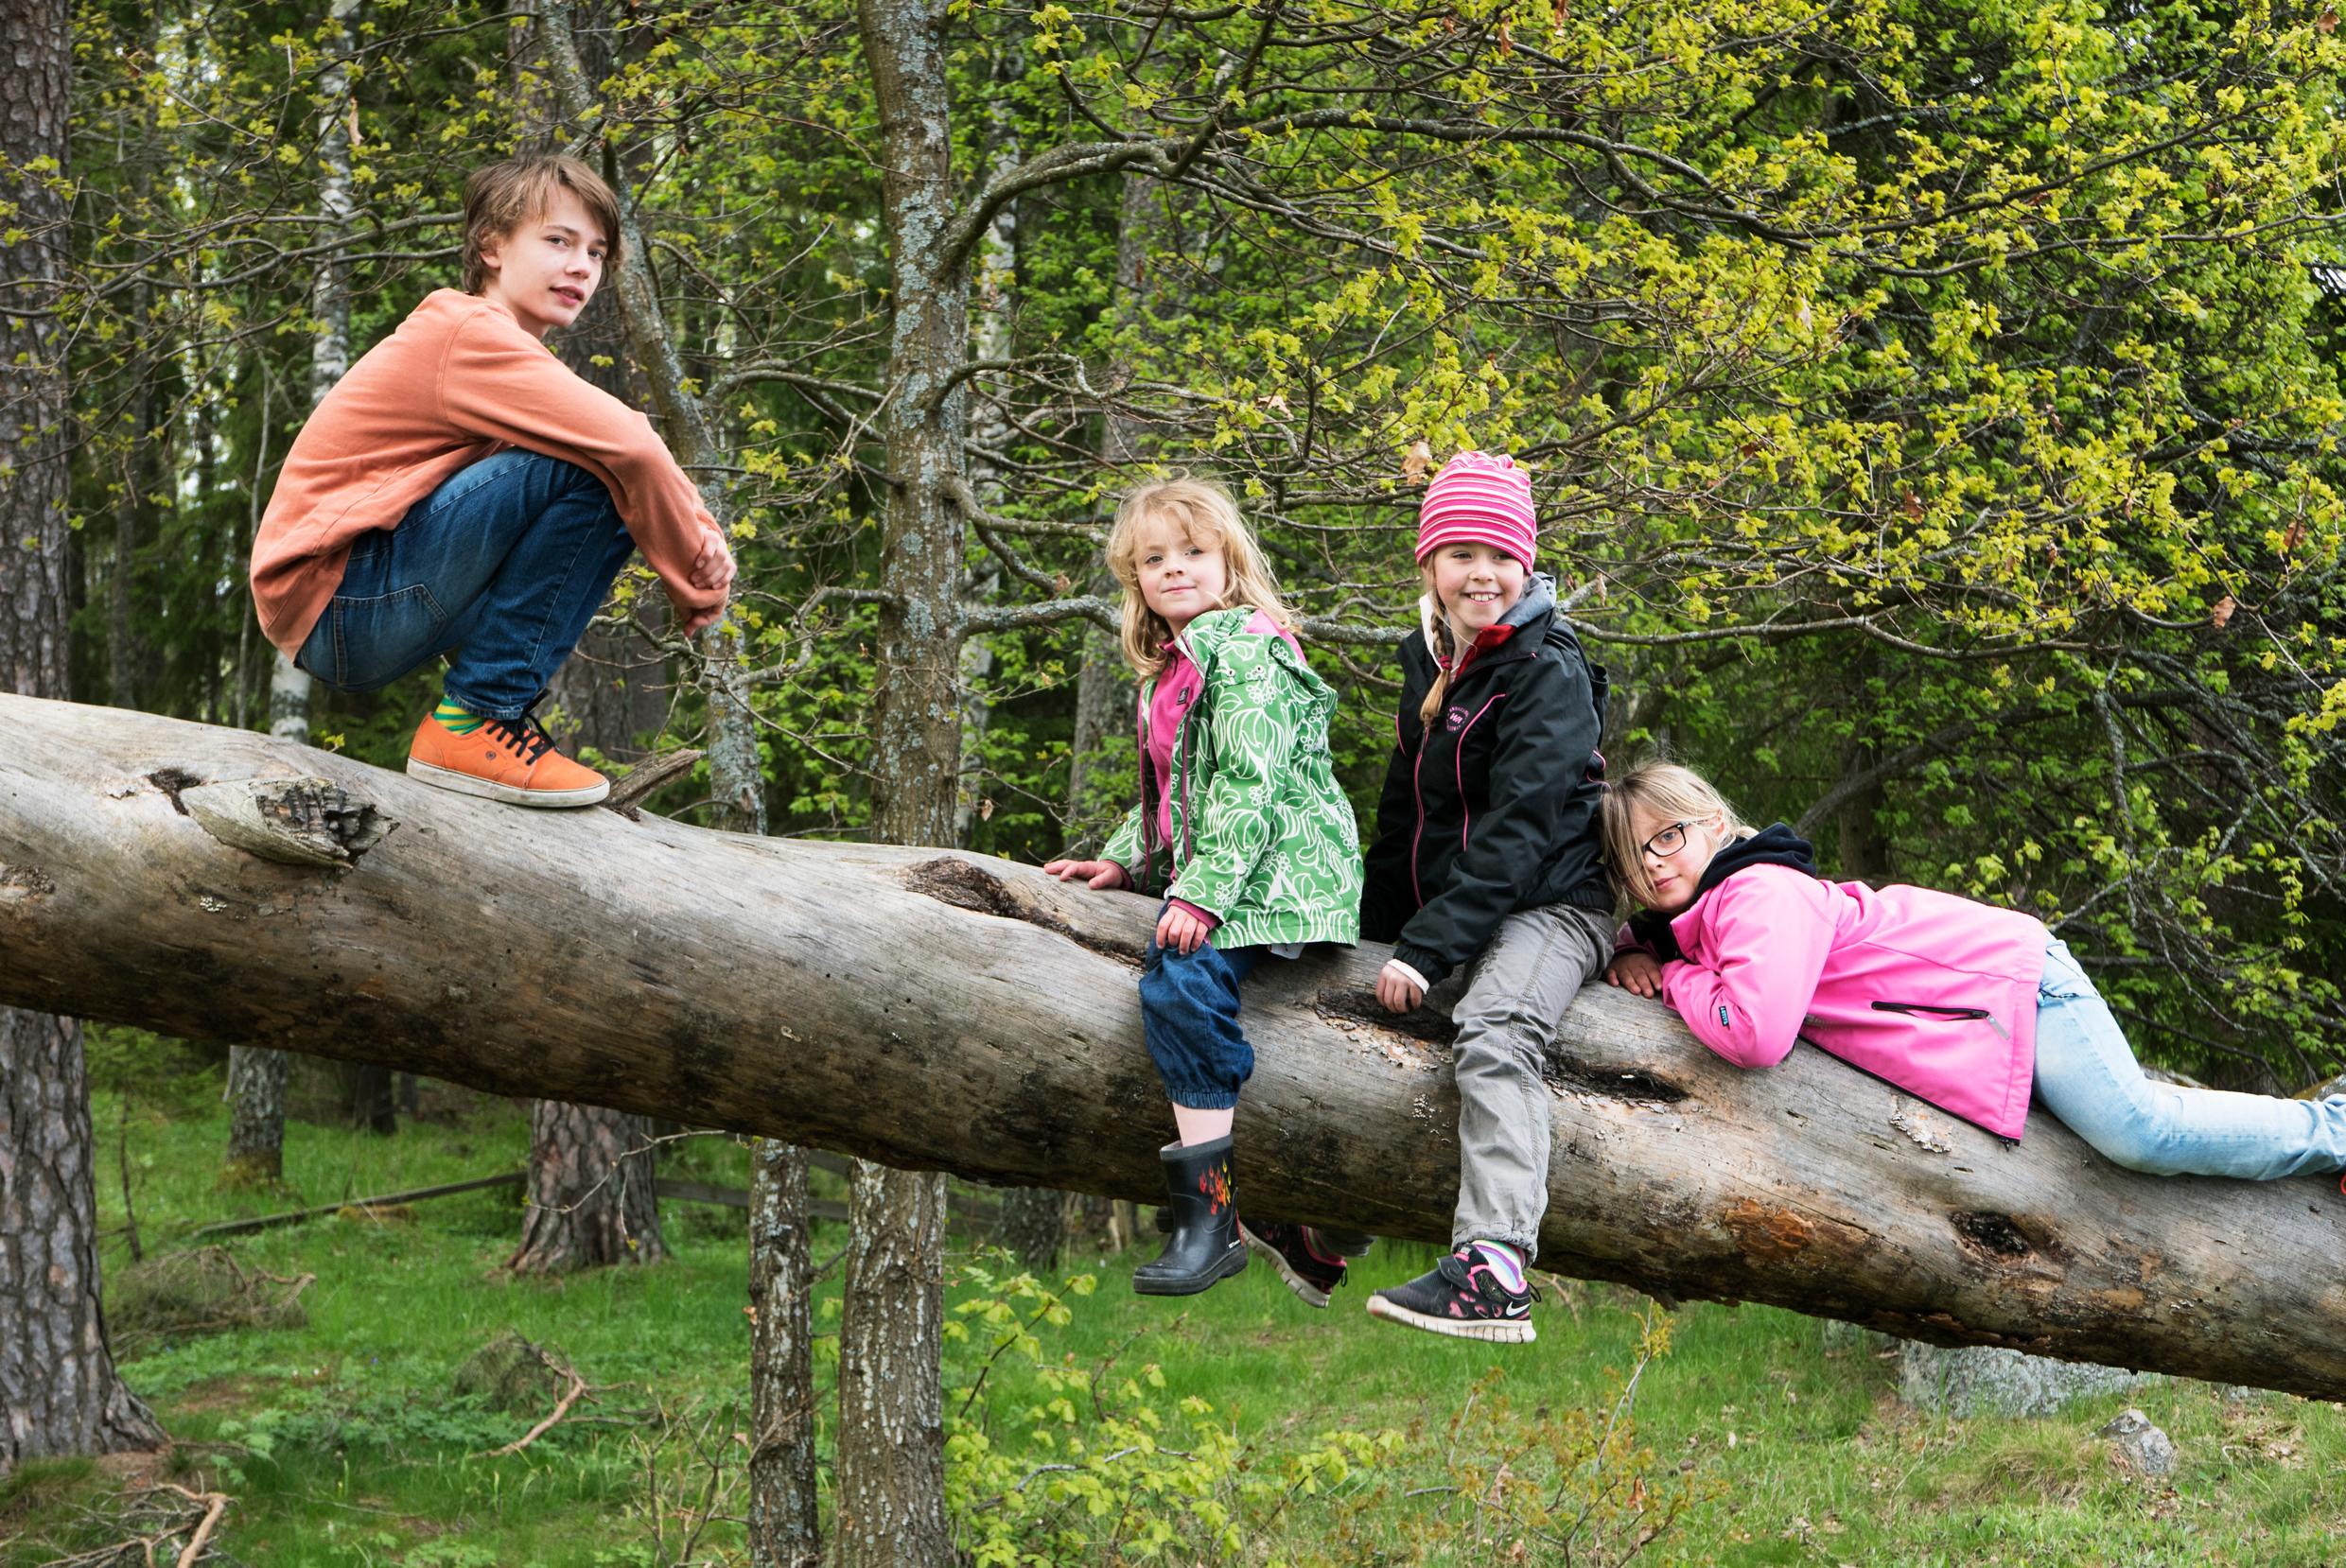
452,1331,574,1414
1899,1341,2158,1418
2097,1408,2178,1475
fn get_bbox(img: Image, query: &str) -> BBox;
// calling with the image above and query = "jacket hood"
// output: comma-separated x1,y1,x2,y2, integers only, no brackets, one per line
1629,823,1817,959
1171,605,1330,698
1416,571,1557,665
1694,822,1817,897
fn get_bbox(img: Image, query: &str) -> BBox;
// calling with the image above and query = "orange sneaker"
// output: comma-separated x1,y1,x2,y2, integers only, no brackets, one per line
406,710,610,808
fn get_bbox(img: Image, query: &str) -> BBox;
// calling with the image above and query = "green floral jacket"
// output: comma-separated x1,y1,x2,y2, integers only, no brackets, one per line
1103,608,1362,950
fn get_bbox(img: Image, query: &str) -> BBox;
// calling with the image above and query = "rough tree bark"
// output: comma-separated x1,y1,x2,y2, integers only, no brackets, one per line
747,1138,820,1568
0,0,166,1472
509,1097,664,1271
6,697,2345,1403
221,1047,289,1187
841,0,968,1557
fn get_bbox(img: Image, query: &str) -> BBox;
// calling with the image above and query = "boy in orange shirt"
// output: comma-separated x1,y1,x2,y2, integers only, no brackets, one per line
251,153,734,806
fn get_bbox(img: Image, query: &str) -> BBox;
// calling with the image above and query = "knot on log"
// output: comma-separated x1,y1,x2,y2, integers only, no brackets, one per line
1952,1211,2048,1263
182,777,396,868
0,863,59,917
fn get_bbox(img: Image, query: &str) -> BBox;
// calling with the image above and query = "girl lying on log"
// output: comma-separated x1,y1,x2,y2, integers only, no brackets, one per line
1043,477,1366,1303
1602,759,2346,1187
1357,452,1616,1345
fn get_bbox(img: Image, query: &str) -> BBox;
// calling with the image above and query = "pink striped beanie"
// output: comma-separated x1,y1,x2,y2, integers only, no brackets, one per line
1415,450,1536,567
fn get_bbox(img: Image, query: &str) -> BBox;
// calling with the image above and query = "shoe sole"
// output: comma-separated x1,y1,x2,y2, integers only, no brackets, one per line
1131,1244,1248,1297
408,758,609,808
1237,1221,1333,1309
1364,1293,1535,1344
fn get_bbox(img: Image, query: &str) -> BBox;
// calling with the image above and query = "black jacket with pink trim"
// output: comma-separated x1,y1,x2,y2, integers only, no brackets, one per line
1359,576,1612,986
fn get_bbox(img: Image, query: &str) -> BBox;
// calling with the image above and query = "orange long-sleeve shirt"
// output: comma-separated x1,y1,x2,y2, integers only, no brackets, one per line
251,288,727,657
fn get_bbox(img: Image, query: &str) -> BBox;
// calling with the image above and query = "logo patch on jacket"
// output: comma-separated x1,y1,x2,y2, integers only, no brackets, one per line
1444,706,1468,731
1717,1005,1732,1028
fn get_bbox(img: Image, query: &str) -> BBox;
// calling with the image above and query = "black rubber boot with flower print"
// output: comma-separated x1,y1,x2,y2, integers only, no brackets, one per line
1131,1135,1249,1296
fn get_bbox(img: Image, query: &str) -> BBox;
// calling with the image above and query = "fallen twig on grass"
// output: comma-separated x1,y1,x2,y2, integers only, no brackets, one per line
35,1484,230,1568
158,1485,228,1568
474,1345,594,1457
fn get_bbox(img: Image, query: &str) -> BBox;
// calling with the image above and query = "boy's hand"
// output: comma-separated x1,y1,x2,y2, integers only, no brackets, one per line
1605,951,1664,998
1374,960,1427,1014
690,529,737,593
1154,903,1213,955
1042,858,1128,891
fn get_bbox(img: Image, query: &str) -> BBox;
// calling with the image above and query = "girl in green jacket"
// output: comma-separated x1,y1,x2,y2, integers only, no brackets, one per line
1045,476,1363,1300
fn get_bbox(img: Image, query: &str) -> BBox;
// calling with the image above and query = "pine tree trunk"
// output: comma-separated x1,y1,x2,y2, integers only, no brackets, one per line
509,1097,666,1271
747,1138,820,1568
0,0,164,1472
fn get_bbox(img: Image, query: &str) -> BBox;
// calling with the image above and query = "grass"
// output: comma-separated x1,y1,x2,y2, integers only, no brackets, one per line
6,1048,2343,1565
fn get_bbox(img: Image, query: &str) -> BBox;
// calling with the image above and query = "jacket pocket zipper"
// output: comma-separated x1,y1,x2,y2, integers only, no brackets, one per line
1871,999,2010,1039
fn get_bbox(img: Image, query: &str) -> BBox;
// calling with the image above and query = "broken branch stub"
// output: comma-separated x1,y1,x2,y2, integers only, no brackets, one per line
180,776,394,868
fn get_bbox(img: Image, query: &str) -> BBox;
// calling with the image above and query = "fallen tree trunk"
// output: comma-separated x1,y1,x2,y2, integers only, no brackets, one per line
2,694,2341,1398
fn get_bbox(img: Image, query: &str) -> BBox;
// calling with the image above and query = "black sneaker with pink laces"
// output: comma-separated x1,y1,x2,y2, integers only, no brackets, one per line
1365,1244,1539,1343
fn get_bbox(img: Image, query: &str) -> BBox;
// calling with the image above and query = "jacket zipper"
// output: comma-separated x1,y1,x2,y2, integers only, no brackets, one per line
1453,692,1505,854
1135,688,1159,891
1871,999,2011,1040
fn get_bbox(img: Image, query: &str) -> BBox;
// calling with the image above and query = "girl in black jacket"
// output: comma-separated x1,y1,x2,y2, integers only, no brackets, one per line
1359,451,1613,1344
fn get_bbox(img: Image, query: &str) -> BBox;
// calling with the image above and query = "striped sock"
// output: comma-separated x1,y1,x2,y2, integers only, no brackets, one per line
432,696,486,736
1467,1240,1527,1293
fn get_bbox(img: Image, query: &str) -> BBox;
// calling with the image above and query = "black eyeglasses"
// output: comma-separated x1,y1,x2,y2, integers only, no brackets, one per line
1639,821,1694,861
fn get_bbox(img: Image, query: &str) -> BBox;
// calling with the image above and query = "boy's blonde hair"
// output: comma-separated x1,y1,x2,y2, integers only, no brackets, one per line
462,153,624,293
1601,758,1754,909
1105,475,1294,677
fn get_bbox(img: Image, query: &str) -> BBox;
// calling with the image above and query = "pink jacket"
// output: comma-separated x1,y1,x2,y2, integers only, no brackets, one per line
1630,865,2050,1140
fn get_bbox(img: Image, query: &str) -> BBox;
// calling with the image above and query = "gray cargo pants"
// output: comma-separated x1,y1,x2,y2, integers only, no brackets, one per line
1432,902,1614,1261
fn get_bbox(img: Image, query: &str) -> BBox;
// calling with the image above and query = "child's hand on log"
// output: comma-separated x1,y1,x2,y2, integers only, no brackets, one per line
1043,858,1128,891
1374,960,1427,1014
1154,902,1213,955
1605,951,1663,998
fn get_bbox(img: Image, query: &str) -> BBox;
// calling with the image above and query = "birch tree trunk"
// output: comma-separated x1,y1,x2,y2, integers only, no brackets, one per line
840,0,966,1555
0,0,165,1471
230,0,364,1183
748,1138,820,1568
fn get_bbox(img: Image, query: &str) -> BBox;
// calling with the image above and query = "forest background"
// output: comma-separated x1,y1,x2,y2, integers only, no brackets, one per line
3,0,2345,1561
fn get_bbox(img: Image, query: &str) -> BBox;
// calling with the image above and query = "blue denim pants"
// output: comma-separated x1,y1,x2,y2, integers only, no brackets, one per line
2032,937,2346,1178
1139,935,1263,1110
295,449,636,719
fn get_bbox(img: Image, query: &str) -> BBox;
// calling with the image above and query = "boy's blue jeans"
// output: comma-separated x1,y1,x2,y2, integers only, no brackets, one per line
2032,937,2346,1178
1139,935,1262,1110
294,449,636,720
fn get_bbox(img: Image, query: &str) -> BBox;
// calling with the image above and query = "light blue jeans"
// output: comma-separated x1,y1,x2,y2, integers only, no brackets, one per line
2031,937,2346,1179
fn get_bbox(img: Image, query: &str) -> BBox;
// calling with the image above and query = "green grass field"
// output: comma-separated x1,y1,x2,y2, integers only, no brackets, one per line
5,1053,2341,1566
